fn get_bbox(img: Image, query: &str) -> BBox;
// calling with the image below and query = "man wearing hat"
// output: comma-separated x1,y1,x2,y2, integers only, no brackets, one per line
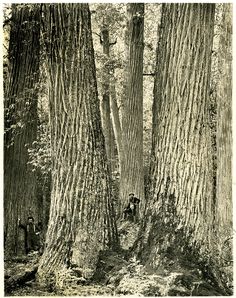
123,193,140,222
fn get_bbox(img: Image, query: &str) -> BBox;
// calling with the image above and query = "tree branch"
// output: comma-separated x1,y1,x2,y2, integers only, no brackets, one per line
143,73,156,76
109,38,117,47
93,32,103,44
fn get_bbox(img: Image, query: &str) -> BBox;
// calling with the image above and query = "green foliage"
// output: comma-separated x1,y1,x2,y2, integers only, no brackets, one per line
91,3,126,33
91,3,126,110
27,74,51,177
4,4,42,149
27,122,51,176
143,4,161,74
4,92,38,146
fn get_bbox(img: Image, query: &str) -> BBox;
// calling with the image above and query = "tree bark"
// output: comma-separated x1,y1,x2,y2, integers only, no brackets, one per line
4,4,40,256
119,3,145,215
37,3,118,282
216,3,232,258
136,3,216,268
100,27,116,173
110,74,123,170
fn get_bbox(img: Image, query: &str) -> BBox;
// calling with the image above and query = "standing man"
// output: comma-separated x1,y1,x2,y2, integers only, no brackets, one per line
18,216,39,254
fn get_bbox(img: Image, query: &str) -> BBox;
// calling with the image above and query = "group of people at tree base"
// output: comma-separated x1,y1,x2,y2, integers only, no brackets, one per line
123,193,140,222
18,216,44,255
18,194,139,255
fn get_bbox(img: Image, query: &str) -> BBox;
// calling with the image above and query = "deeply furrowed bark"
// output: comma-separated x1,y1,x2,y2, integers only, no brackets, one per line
4,4,40,256
37,3,118,281
119,3,145,215
216,3,232,266
136,3,216,268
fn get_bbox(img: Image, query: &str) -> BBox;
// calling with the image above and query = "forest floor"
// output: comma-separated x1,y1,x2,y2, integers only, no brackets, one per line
5,221,229,296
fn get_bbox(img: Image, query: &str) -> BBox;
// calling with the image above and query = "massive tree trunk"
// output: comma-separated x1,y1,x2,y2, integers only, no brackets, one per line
100,27,116,173
136,3,215,269
119,3,144,215
37,3,118,282
4,4,40,256
216,3,232,264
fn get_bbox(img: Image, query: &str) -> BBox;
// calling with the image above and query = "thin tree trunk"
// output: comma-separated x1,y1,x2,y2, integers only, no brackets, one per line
136,3,215,268
100,27,116,173
38,3,118,282
4,4,40,256
110,74,123,170
119,3,144,215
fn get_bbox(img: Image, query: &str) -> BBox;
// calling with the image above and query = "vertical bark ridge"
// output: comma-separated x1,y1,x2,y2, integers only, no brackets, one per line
100,27,116,173
138,4,215,267
4,4,40,255
120,3,144,214
110,75,123,168
38,4,118,279
216,3,232,254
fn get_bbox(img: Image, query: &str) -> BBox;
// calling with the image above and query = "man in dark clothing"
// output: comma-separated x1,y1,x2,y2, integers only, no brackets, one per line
18,216,39,254
123,193,141,222
123,204,133,221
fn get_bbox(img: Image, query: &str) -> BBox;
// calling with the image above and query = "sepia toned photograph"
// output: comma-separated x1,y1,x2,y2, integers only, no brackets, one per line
3,2,233,296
